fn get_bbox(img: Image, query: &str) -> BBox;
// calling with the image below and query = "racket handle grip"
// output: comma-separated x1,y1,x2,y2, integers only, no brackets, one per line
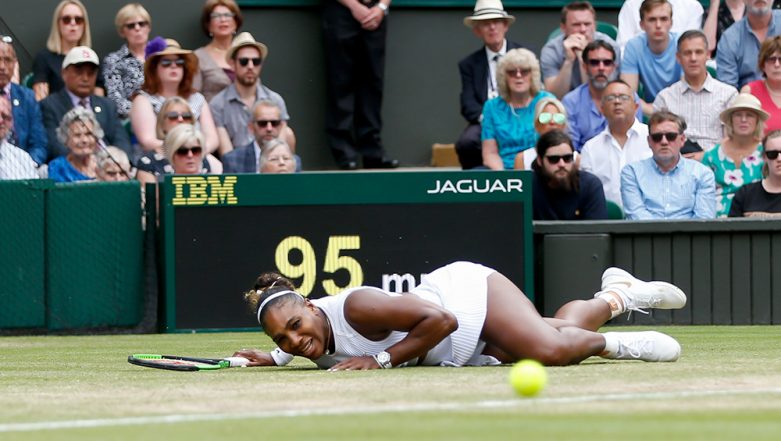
224,356,250,367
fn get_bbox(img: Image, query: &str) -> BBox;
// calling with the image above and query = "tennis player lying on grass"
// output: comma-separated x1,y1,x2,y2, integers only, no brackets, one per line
234,261,686,370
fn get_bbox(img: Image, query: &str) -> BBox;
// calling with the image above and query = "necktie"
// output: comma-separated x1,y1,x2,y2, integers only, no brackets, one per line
79,98,89,108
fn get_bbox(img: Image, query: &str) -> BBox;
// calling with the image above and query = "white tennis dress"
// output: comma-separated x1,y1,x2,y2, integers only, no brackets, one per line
269,261,501,369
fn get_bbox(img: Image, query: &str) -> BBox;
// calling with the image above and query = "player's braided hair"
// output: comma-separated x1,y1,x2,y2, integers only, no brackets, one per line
243,272,300,325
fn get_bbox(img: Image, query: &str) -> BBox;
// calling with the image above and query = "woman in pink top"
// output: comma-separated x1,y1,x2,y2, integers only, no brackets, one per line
742,36,781,135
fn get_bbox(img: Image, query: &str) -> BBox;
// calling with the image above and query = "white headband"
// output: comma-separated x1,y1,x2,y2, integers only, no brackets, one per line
256,290,298,324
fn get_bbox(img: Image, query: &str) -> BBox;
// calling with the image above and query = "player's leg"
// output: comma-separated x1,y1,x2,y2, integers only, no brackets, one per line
480,271,607,366
480,271,682,365
551,267,688,331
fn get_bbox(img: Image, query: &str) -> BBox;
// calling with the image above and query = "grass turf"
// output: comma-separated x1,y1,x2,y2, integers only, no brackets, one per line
0,326,780,440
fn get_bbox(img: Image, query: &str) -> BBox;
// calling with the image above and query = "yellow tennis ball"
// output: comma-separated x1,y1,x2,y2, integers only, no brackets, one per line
509,359,547,397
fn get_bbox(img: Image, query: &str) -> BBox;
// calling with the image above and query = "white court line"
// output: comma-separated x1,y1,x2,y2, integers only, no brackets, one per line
1,388,780,433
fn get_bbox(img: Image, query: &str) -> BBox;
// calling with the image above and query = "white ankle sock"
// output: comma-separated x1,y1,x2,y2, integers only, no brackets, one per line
601,332,619,357
596,290,626,318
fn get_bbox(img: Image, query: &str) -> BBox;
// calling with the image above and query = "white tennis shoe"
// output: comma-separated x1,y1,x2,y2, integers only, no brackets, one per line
599,267,687,314
601,331,681,362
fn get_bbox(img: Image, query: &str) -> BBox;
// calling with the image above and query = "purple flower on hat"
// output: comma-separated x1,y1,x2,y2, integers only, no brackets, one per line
145,36,166,59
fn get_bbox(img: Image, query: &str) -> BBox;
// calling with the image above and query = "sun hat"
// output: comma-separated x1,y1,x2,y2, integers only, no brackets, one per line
144,37,196,65
225,32,269,64
62,46,99,69
464,0,515,27
719,93,770,124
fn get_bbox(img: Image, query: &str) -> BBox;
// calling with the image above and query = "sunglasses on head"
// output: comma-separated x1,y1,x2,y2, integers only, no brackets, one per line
60,15,84,25
238,57,262,67
175,145,203,157
164,111,194,121
545,153,575,164
255,119,281,128
159,58,185,68
649,132,680,143
765,150,781,160
538,112,566,125
124,20,149,30
587,58,614,67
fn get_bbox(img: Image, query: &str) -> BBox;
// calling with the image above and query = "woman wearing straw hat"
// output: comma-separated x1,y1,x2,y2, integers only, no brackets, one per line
701,93,769,217
129,37,219,160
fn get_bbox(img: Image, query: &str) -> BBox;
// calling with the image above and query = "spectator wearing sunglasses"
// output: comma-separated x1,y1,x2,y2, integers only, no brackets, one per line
130,38,219,157
456,0,523,170
742,36,781,136
730,129,781,217
580,80,652,207
532,130,607,220
40,46,130,162
210,32,294,156
654,30,737,158
136,97,220,186
563,40,643,152
621,110,716,219
222,100,301,173
103,3,152,119
193,0,244,102
481,48,553,170
0,38,48,166
32,0,105,101
702,93,769,216
514,97,568,169
162,124,208,176
541,1,620,100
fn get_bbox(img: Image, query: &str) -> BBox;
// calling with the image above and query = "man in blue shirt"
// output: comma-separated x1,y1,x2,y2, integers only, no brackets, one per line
620,110,716,219
620,0,682,116
716,0,781,89
563,40,643,152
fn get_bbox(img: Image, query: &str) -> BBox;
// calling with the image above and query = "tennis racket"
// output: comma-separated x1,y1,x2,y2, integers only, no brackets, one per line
128,354,250,371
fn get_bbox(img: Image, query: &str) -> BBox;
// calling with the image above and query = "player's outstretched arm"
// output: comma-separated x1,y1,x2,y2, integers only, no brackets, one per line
232,349,279,367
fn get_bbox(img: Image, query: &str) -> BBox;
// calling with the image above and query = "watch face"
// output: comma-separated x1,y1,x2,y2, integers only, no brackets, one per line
378,352,391,364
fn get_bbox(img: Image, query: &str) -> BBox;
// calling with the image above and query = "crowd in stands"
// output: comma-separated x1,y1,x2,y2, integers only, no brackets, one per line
2,0,781,220
458,0,781,219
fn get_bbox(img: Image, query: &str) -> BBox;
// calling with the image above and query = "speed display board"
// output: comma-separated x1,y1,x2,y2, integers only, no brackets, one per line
161,171,532,332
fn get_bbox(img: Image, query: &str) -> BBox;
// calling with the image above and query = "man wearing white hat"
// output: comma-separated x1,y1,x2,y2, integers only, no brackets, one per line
210,32,294,156
456,0,523,169
40,46,130,161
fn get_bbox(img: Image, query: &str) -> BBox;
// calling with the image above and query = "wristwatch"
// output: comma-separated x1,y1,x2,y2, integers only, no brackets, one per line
376,2,389,15
373,351,392,369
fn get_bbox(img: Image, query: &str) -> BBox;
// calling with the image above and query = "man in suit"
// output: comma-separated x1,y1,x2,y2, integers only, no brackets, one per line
0,38,47,165
223,100,301,173
40,46,130,162
457,0,523,169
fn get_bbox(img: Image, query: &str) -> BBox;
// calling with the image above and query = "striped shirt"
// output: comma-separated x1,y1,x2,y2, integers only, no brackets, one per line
654,75,738,151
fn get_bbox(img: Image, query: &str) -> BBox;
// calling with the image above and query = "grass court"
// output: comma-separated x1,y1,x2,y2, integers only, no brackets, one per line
1,326,780,440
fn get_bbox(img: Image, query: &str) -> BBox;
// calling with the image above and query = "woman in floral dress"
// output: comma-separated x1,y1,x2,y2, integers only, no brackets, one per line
702,94,769,217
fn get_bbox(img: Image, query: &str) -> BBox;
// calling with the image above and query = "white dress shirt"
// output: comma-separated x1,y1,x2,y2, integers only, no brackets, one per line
0,140,39,180
580,119,652,206
485,40,508,100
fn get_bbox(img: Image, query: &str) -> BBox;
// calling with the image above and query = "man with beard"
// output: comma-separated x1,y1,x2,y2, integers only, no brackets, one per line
717,0,781,89
532,130,607,220
620,110,715,219
210,32,295,155
563,40,643,152
654,30,737,157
